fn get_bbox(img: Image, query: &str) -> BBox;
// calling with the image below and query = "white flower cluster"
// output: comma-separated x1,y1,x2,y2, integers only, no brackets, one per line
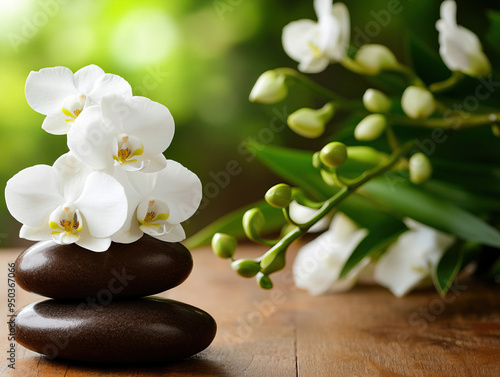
5,65,202,252
291,207,455,297
280,0,489,77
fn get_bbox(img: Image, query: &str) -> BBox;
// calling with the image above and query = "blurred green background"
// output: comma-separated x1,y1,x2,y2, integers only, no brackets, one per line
1,0,499,248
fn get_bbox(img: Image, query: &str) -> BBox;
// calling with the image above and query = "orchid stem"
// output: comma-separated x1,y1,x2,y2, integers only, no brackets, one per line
259,141,415,269
429,71,464,93
275,68,362,110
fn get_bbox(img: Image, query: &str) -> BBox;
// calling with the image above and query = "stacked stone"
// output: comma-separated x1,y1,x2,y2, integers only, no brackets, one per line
13,235,216,363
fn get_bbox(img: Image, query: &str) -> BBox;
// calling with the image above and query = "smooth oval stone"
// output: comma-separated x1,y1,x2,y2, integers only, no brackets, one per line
15,297,216,363
15,235,193,299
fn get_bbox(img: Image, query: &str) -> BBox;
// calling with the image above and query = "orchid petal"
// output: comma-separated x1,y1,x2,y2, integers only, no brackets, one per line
314,0,332,21
68,106,116,170
153,223,186,242
5,165,63,228
74,172,127,238
139,153,168,173
71,215,111,252
109,168,146,244
282,20,320,63
74,64,105,94
102,95,174,154
150,161,202,224
41,114,72,135
25,67,77,116
88,74,133,104
289,201,331,233
53,152,95,202
19,224,51,241
76,235,111,252
298,55,330,74
293,213,368,295
374,219,455,297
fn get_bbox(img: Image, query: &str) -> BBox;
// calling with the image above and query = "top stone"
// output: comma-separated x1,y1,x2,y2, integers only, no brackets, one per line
15,235,193,299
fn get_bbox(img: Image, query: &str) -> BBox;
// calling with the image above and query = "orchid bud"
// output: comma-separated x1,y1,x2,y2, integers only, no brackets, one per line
320,142,348,168
354,114,387,141
287,102,334,138
409,153,432,184
211,233,237,259
363,89,391,113
256,272,273,289
265,184,292,209
243,208,265,241
231,259,261,278
355,44,399,74
249,70,288,104
312,151,323,169
401,86,436,119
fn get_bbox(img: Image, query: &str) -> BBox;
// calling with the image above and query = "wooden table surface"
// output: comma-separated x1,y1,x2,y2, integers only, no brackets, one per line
0,245,499,376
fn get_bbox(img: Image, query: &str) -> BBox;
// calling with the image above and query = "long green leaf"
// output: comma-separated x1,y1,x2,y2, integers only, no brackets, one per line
340,218,407,278
434,241,464,295
185,200,285,249
362,179,500,247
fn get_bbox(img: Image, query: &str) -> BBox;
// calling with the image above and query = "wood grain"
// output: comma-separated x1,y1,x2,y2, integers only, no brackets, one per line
0,245,499,376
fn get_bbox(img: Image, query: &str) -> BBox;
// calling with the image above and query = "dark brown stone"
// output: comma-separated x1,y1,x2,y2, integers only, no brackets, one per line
15,235,193,299
14,297,217,363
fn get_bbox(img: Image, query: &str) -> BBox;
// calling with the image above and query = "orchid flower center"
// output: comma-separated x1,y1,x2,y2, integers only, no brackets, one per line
137,199,170,236
308,41,322,58
62,93,86,123
48,203,83,245
113,134,144,165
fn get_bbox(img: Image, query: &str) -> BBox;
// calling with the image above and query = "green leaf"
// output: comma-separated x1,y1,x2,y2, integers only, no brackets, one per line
406,32,449,85
487,10,500,57
340,218,407,278
247,142,331,200
185,200,285,249
434,241,464,295
362,179,500,247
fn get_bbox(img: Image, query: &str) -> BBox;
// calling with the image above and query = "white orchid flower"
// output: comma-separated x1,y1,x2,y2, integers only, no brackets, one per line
67,94,175,173
111,160,202,244
436,0,491,77
5,153,128,252
374,219,455,297
282,0,350,73
293,213,369,295
25,65,132,135
289,201,332,233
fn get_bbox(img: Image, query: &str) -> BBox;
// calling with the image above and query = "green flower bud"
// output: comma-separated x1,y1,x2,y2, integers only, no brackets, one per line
321,169,337,187
466,53,491,78
249,70,288,104
347,146,388,165
401,86,436,119
265,183,292,209
409,152,432,184
231,259,261,278
363,89,391,113
354,114,387,141
287,102,334,139
256,272,273,289
320,142,348,168
355,44,399,74
243,208,265,240
211,233,237,259
312,151,322,169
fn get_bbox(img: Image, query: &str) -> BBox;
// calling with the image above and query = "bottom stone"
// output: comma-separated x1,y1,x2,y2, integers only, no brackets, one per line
14,297,217,364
